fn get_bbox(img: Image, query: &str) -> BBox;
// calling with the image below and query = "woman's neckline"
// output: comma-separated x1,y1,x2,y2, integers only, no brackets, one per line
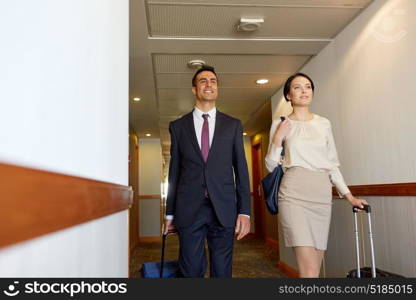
287,113,316,122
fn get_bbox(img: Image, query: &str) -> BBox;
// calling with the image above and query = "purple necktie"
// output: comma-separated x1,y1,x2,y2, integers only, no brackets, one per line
201,114,210,162
201,114,210,197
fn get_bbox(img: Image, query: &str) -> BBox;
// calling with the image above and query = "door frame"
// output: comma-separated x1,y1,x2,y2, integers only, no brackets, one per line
251,138,265,238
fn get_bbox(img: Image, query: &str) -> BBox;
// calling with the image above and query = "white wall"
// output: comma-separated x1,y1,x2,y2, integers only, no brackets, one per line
138,138,163,237
0,211,128,277
271,0,416,277
0,0,129,277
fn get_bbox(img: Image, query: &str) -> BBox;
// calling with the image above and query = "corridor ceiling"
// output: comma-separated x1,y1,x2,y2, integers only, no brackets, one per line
129,0,373,165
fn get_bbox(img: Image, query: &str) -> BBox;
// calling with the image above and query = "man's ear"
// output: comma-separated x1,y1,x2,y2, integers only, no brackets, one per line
192,86,196,96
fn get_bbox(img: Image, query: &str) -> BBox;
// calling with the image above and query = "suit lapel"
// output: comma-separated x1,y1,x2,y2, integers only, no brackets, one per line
184,111,204,162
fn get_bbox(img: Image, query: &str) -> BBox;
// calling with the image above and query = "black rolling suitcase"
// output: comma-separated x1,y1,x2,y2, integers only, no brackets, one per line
346,205,404,278
140,229,180,278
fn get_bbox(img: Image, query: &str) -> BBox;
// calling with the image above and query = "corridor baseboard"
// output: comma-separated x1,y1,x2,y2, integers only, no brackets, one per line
244,233,256,239
277,260,299,278
137,194,161,199
138,236,162,242
265,237,279,249
0,162,133,249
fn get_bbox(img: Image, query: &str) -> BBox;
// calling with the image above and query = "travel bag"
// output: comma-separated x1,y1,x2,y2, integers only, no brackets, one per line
346,205,404,278
140,229,180,278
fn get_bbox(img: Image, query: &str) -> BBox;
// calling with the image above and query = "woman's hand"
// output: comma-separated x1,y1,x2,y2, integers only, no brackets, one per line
272,119,291,146
344,193,368,209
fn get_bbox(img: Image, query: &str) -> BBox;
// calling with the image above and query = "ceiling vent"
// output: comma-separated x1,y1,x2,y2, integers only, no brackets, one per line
237,18,264,32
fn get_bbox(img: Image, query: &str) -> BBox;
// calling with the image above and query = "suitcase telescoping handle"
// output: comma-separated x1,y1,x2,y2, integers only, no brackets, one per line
352,204,376,278
160,229,178,278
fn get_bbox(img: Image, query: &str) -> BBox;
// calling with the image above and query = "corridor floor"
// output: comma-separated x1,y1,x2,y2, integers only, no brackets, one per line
130,235,284,278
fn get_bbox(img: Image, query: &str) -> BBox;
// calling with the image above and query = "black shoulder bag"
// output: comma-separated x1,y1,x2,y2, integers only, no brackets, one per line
261,116,285,215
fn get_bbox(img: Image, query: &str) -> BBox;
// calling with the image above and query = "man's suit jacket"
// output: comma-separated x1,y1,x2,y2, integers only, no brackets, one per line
166,110,250,228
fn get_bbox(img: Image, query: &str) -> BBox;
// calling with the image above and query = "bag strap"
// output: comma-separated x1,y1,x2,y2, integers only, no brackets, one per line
280,116,286,158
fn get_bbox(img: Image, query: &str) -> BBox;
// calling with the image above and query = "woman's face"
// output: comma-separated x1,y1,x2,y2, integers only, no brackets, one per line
286,76,313,107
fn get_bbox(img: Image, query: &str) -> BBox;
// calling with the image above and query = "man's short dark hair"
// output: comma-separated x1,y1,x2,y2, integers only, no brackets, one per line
283,72,315,101
192,66,218,87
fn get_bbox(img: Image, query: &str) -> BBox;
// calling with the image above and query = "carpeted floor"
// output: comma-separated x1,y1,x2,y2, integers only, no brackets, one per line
130,235,284,278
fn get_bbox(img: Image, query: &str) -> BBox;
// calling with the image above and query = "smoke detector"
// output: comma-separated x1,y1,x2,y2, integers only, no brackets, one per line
187,59,206,69
237,18,264,32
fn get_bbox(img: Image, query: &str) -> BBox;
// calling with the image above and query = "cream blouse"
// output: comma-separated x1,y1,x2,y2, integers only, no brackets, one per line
265,114,350,196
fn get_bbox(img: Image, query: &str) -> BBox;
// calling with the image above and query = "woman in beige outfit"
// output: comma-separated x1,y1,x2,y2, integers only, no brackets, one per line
265,73,367,278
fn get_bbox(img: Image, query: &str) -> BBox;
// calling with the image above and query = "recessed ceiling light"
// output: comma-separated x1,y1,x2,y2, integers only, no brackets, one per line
237,18,264,32
256,79,269,85
133,97,141,102
146,133,151,137
243,132,247,136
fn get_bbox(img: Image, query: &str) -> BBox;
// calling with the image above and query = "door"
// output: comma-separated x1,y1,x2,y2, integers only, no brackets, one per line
252,141,265,238
128,133,140,277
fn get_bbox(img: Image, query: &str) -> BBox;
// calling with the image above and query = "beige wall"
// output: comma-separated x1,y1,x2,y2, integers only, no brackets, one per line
271,0,416,277
138,138,163,237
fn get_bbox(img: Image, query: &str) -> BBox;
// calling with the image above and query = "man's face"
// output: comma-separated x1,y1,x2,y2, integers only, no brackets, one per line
192,71,218,102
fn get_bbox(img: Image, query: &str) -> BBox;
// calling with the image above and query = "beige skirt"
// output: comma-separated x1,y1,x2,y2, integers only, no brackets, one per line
278,167,333,250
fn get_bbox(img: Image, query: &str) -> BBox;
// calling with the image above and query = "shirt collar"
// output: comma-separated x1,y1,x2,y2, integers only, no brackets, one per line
193,107,216,120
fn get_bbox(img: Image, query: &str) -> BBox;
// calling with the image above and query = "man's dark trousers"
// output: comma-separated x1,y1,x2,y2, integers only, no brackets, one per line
177,196,234,278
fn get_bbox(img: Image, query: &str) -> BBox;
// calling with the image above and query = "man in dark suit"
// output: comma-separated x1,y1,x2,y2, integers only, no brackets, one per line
164,66,251,278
